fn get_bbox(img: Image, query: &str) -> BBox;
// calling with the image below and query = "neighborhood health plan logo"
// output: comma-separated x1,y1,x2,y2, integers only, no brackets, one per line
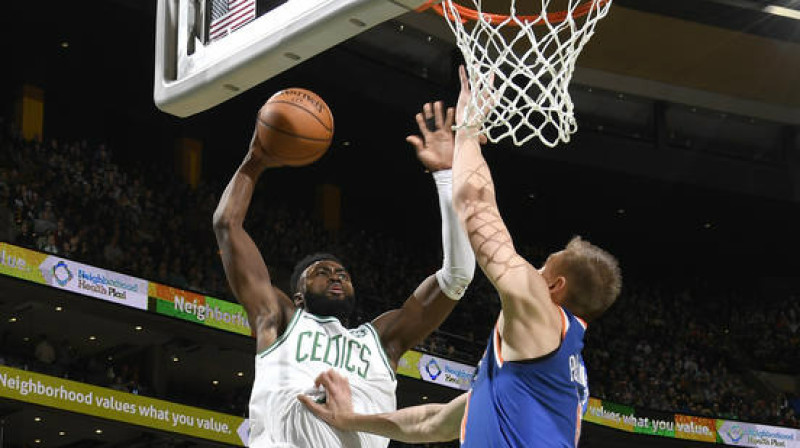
38,256,149,310
425,359,442,380
51,261,73,286
717,420,798,447
727,424,744,443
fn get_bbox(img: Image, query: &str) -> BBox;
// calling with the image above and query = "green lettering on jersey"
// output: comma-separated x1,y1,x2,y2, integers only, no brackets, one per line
358,345,372,377
310,331,325,361
324,334,342,367
345,340,360,373
296,331,312,362
294,329,373,379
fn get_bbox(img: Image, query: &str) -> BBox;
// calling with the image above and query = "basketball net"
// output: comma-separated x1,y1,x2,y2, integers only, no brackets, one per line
439,0,613,147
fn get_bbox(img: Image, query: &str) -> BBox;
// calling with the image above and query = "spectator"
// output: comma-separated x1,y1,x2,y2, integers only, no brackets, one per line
14,220,36,247
39,232,59,254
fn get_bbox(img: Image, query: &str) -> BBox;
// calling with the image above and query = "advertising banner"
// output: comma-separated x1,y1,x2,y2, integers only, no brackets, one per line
632,408,677,437
582,398,799,447
717,420,800,448
584,398,636,432
0,365,248,446
149,282,251,336
0,242,48,283
675,414,717,443
39,256,148,310
397,350,422,380
0,243,148,310
417,354,475,391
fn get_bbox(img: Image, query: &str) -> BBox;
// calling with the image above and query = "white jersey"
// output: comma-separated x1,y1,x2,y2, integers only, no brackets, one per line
248,309,397,448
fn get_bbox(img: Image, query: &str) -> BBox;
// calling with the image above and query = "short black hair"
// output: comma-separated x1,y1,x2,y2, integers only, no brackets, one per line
289,253,344,296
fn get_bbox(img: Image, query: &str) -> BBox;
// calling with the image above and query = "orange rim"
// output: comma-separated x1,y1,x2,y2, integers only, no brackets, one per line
418,0,611,26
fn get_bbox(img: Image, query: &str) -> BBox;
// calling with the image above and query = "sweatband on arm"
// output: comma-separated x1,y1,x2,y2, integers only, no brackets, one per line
433,169,475,300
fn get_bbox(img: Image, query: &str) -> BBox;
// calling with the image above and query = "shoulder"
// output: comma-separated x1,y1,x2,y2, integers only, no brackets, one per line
498,301,564,361
561,307,588,338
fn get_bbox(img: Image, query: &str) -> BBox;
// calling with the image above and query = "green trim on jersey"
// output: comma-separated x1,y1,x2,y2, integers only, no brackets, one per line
258,308,302,358
301,313,342,324
365,322,396,382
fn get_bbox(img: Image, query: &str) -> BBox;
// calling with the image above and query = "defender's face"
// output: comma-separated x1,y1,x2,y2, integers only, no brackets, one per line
302,260,355,301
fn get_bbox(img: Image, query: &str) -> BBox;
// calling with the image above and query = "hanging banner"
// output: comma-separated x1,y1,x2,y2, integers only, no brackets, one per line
0,242,48,283
0,365,249,445
0,243,148,310
717,420,800,448
675,414,717,443
149,282,252,336
583,398,799,447
417,354,475,391
584,398,636,432
397,350,422,380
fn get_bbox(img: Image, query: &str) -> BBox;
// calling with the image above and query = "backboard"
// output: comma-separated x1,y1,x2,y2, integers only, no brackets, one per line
154,0,428,117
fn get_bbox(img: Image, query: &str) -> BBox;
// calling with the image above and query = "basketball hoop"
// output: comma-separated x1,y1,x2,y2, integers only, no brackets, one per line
427,0,613,147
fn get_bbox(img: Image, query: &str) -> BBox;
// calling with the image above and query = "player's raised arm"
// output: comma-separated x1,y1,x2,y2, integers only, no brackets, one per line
451,66,562,357
212,129,295,353
298,369,466,443
371,101,476,367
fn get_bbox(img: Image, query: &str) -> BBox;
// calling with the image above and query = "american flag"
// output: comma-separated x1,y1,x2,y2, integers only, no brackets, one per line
210,0,256,42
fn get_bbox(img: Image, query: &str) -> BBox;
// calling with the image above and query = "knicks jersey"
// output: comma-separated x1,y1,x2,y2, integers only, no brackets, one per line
249,309,397,448
461,307,589,448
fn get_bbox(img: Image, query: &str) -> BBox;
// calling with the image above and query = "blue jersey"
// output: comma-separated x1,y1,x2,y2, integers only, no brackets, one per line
460,307,589,448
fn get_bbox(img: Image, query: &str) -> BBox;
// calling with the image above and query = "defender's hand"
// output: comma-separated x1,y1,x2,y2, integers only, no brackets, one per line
455,65,493,142
455,66,473,130
406,101,456,172
297,369,356,430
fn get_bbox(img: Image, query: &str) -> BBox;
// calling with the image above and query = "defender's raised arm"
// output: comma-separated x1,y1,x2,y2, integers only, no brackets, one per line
371,101,476,367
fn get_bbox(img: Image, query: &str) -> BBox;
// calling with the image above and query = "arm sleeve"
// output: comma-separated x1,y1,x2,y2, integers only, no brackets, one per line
433,169,475,300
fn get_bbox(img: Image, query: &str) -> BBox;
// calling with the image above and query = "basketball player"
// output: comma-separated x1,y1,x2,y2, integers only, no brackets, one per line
298,66,622,447
212,99,475,448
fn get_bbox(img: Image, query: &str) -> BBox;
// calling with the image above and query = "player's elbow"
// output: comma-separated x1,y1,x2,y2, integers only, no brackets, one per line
212,211,228,234
436,268,473,300
212,207,237,234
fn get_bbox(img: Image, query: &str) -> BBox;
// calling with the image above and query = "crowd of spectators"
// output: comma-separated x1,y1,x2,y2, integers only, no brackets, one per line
585,280,798,428
0,121,797,430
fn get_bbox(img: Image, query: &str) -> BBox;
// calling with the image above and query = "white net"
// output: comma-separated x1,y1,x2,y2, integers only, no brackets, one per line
441,0,613,147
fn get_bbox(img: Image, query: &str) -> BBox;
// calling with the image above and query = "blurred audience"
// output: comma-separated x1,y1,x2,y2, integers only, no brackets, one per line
0,122,797,429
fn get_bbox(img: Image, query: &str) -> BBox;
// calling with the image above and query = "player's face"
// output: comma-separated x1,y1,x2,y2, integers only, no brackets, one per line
300,260,356,320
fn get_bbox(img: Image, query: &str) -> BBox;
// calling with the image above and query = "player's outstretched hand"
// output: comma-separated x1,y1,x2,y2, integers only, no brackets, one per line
455,65,493,141
406,101,456,172
297,369,356,430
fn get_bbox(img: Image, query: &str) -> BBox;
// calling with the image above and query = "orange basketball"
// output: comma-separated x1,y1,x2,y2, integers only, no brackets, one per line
255,88,334,167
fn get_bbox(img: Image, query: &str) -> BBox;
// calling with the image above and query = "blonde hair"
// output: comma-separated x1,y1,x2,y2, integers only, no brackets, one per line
557,236,622,321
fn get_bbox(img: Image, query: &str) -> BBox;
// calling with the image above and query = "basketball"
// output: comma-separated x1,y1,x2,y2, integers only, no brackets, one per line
255,88,334,166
